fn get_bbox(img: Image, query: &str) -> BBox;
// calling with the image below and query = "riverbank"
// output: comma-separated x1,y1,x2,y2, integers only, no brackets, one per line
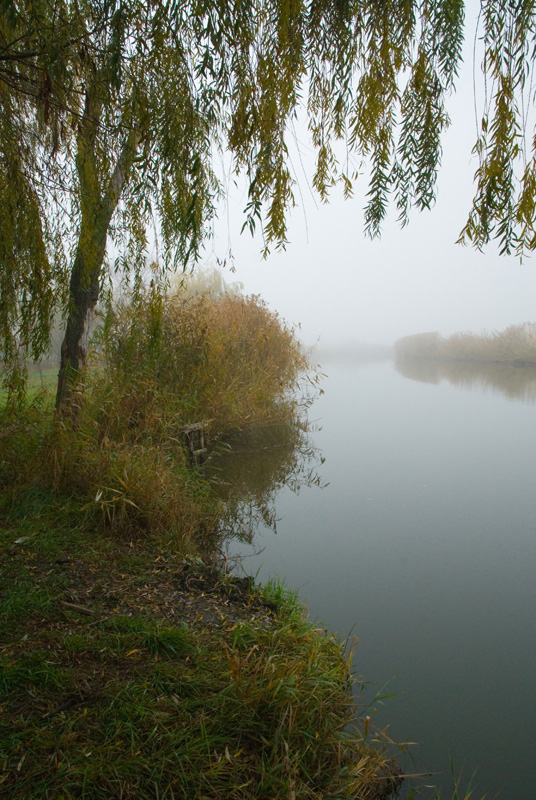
0,493,402,799
0,287,406,798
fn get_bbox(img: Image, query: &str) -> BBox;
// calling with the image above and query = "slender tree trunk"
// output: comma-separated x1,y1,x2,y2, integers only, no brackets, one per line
55,237,106,411
55,84,140,412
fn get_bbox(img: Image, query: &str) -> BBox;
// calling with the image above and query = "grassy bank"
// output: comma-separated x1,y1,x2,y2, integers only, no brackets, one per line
0,491,401,799
394,322,536,366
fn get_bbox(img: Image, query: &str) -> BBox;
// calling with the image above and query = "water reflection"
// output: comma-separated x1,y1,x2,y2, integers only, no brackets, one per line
224,360,536,800
395,356,536,402
207,412,323,544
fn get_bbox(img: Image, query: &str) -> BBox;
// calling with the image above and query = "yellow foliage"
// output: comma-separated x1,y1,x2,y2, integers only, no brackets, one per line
32,283,312,545
103,286,310,435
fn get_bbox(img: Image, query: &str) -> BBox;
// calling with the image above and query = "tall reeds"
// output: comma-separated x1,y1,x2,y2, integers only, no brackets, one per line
2,279,313,550
395,323,536,366
101,286,309,434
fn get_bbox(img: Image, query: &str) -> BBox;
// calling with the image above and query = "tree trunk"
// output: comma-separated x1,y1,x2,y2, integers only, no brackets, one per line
55,241,105,412
55,84,140,412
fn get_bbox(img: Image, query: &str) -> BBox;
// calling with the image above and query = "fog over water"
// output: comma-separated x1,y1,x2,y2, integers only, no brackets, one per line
200,2,535,349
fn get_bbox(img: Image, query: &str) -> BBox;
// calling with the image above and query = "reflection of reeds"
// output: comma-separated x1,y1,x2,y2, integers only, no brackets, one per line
395,355,536,403
394,324,536,402
394,357,440,385
206,417,324,544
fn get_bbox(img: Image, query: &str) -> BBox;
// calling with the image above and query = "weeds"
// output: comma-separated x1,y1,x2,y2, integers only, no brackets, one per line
101,286,311,435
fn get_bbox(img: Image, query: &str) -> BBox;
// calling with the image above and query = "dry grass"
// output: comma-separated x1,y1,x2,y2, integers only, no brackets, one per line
438,322,536,365
49,287,311,545
102,288,310,433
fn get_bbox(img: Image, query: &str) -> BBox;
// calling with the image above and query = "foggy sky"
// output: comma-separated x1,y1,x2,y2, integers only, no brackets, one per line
202,3,536,349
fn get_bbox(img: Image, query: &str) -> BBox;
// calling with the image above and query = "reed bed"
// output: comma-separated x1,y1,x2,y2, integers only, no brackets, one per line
395,323,536,365
1,284,314,550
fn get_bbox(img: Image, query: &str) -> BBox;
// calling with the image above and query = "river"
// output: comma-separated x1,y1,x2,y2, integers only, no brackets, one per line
225,355,536,799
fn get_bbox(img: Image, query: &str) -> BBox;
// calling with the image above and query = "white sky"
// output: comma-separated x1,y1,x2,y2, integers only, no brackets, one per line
200,3,536,349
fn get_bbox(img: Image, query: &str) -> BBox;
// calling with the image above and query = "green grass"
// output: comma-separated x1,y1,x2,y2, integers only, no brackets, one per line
0,498,402,800
27,366,59,392
0,366,57,406
0,429,483,800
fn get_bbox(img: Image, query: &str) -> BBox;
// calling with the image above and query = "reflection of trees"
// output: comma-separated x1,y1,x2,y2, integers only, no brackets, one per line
395,357,536,403
315,344,393,365
206,409,324,545
394,358,440,385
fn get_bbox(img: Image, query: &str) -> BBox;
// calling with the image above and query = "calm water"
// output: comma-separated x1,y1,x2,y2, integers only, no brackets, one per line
226,358,536,799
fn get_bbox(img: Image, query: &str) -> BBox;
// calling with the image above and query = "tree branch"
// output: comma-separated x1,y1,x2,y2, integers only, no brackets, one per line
99,124,142,229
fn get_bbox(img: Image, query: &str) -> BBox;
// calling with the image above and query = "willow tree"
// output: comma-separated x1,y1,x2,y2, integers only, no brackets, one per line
1,0,536,407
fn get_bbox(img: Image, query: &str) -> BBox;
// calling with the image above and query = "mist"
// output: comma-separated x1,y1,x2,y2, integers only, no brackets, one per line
201,3,535,351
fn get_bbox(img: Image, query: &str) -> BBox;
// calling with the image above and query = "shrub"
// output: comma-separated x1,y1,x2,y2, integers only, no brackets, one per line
102,285,310,434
